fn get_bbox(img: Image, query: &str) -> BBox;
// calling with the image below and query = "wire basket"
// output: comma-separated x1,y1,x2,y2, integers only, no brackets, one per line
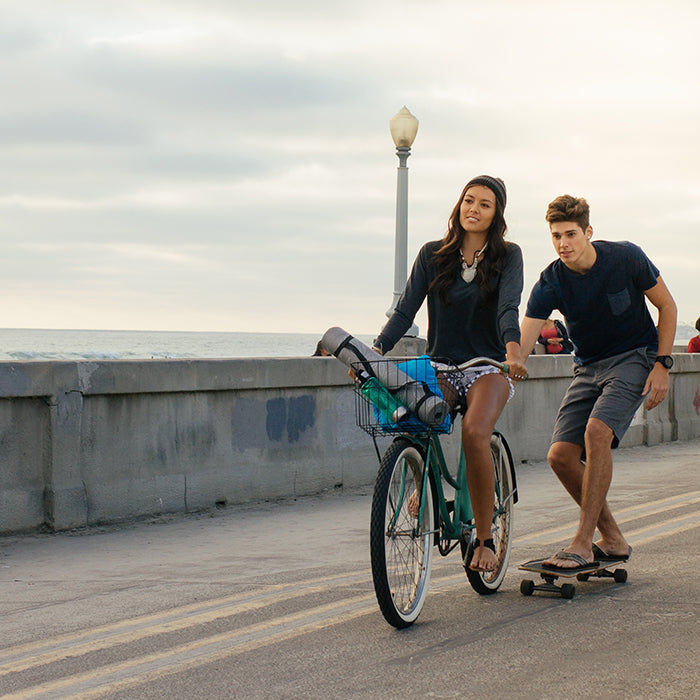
351,358,456,438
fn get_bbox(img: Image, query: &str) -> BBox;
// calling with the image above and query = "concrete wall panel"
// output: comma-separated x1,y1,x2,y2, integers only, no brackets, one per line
0,397,50,532
1,353,698,534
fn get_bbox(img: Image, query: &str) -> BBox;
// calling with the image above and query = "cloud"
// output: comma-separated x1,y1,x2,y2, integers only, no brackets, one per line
1,0,699,335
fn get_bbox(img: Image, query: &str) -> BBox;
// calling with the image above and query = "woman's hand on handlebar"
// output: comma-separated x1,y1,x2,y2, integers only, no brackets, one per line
505,343,528,382
506,360,528,382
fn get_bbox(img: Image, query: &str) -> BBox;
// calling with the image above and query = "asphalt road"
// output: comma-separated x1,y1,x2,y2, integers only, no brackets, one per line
1,439,698,699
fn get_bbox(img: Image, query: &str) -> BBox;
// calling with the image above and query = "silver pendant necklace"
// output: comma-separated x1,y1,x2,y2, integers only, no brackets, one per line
460,242,488,283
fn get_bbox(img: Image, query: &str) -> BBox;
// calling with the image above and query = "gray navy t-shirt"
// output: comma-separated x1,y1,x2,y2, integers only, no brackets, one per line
526,240,659,365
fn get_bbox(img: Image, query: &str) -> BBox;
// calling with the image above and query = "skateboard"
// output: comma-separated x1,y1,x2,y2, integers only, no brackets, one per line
519,558,628,599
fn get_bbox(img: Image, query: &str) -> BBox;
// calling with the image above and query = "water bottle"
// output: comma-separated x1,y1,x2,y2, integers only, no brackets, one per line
361,377,409,424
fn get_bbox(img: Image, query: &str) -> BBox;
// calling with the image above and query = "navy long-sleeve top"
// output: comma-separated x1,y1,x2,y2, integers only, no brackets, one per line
374,240,523,363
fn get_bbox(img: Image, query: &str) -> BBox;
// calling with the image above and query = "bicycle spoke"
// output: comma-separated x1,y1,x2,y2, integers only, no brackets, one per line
370,439,433,628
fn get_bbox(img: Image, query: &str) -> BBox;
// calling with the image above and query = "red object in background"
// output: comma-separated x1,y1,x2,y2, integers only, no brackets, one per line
540,324,562,354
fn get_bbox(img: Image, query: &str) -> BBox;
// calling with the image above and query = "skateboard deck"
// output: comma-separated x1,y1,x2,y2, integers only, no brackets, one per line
519,558,628,598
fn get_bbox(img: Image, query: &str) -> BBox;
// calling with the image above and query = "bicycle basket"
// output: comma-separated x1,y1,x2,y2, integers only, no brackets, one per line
352,356,454,437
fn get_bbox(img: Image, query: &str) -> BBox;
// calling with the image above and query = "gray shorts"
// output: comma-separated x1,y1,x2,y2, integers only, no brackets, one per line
552,347,655,449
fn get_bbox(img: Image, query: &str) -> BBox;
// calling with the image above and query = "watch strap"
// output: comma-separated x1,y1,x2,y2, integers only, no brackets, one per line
654,355,673,369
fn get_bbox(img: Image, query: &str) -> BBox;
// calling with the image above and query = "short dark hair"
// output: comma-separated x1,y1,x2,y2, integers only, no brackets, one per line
545,195,590,231
696,317,700,332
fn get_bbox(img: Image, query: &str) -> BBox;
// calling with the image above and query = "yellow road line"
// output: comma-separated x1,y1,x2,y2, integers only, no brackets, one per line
0,566,456,679
626,511,700,538
25,514,700,700
513,491,700,546
5,515,700,699
0,581,349,677
69,605,380,700
1,593,376,699
3,488,696,670
0,572,367,675
614,490,700,515
5,574,469,700
631,520,700,547
3,489,698,696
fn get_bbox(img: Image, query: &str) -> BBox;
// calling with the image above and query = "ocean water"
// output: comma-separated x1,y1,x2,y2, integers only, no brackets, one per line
1,325,694,362
0,328,376,361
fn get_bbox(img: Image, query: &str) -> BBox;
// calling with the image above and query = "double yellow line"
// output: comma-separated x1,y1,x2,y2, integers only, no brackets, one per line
2,490,698,699
2,571,467,700
513,490,700,548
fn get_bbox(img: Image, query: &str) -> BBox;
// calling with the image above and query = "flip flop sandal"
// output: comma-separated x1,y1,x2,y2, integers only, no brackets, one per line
467,538,496,571
592,543,632,562
542,550,593,571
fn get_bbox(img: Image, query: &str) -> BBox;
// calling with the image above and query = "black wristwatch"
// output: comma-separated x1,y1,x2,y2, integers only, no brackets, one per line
655,355,674,369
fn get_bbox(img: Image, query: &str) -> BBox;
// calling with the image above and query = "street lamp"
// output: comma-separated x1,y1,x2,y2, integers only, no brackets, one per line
387,106,419,336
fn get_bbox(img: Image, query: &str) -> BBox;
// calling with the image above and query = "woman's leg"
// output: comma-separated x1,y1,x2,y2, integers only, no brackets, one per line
462,373,510,571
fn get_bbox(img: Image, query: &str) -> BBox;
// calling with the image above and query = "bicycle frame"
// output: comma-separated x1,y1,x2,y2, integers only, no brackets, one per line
399,428,517,551
359,354,519,545
363,356,520,624
401,431,474,547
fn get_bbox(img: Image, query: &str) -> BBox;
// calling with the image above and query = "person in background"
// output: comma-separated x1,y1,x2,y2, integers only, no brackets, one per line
312,341,331,356
372,175,527,573
519,194,676,571
687,318,700,353
537,317,573,354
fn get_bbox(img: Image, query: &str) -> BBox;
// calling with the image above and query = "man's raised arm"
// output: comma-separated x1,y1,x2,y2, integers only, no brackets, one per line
520,316,547,360
642,276,677,410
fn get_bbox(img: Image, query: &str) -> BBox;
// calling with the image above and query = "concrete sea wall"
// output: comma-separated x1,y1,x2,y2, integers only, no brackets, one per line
1,353,699,535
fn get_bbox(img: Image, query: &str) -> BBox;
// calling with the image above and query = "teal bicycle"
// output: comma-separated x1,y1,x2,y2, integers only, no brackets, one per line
354,356,518,629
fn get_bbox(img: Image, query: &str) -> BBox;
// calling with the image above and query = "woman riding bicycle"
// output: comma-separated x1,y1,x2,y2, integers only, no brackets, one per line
372,175,527,573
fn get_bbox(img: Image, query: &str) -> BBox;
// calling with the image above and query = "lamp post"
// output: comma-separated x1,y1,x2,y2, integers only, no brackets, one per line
387,106,419,336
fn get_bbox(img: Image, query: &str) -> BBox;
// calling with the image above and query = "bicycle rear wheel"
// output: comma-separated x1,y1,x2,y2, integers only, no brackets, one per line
462,433,515,594
370,438,434,628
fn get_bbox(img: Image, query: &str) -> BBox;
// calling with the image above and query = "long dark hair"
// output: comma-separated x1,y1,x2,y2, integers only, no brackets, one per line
429,181,509,303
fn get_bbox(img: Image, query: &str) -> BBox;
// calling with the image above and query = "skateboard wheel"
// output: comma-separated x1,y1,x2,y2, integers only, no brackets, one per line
576,573,590,582
561,583,575,599
613,569,628,583
520,579,535,596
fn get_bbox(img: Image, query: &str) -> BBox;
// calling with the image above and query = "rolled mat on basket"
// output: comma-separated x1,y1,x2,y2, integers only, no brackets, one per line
320,326,449,427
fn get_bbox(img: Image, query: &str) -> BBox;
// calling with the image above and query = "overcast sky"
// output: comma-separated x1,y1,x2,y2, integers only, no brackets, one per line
2,1,699,337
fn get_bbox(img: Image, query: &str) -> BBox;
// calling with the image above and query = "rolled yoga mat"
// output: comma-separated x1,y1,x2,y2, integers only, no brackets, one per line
320,326,450,427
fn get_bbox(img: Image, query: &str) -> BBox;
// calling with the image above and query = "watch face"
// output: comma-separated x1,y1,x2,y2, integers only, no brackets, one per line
656,355,673,369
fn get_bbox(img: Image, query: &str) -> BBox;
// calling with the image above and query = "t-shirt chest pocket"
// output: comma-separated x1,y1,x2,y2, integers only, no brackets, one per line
607,288,631,316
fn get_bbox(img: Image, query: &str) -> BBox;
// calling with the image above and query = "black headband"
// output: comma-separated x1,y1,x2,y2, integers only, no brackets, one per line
466,175,507,209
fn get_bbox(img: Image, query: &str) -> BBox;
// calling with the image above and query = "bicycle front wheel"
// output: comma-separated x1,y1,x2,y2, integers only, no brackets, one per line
370,438,434,628
462,433,515,594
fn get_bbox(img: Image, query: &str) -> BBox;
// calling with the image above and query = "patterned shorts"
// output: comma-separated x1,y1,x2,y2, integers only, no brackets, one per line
432,362,515,414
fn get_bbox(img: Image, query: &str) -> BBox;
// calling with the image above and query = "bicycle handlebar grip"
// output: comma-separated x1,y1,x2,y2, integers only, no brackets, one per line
500,364,529,380
320,326,450,426
506,365,529,380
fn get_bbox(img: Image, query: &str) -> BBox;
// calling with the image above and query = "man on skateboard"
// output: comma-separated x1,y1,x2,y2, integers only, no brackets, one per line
519,194,677,570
